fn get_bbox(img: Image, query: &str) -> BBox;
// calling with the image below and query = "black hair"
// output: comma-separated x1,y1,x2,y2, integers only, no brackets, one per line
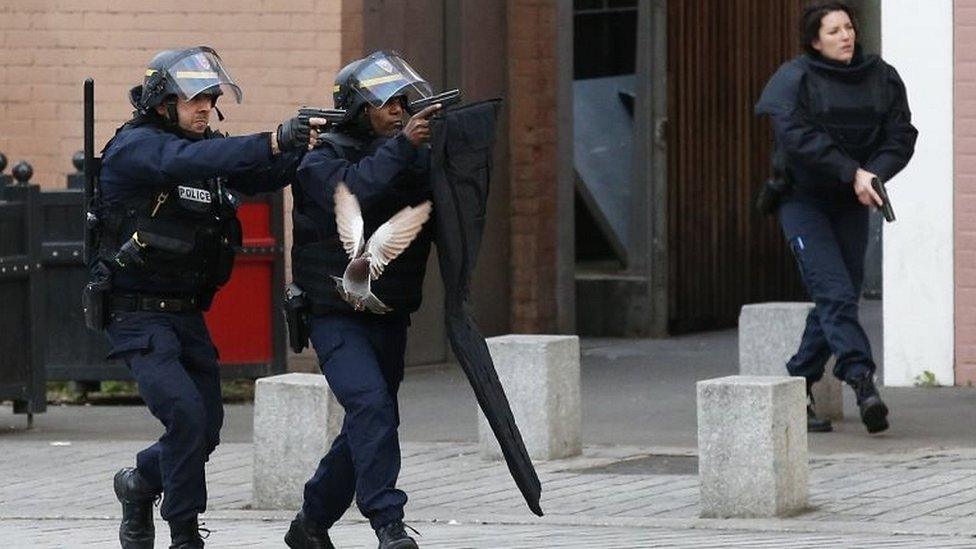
800,1,859,56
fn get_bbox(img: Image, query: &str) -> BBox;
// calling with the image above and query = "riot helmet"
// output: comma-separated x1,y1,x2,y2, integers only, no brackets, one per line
129,46,242,117
332,50,432,122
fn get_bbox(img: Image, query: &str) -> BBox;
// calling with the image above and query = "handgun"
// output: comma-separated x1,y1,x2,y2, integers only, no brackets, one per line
407,88,463,115
298,107,348,126
871,176,896,222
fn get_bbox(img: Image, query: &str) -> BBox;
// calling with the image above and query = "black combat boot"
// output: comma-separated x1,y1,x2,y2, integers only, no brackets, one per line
805,383,832,433
114,467,160,549
375,520,418,549
169,518,205,549
848,373,889,434
284,512,335,549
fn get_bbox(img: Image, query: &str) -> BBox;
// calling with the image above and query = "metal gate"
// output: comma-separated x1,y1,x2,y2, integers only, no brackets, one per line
666,0,807,332
39,188,120,380
0,184,46,420
1,162,287,383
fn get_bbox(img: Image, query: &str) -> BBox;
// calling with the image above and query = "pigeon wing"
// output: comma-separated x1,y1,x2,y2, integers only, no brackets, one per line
363,292,393,314
365,200,433,280
333,182,364,259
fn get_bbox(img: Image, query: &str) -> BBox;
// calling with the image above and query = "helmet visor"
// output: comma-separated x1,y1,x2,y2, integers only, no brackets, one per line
349,52,432,108
163,50,242,103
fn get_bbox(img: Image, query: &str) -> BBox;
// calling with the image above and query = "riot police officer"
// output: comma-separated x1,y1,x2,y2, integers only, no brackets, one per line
96,46,320,549
284,51,440,549
756,2,917,434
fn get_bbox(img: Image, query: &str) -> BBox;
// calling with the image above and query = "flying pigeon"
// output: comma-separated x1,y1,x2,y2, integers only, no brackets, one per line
331,182,433,314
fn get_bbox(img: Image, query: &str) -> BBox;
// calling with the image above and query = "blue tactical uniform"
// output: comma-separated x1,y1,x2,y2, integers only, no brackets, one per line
96,45,316,549
101,122,299,524
290,130,432,533
284,49,436,549
756,45,917,433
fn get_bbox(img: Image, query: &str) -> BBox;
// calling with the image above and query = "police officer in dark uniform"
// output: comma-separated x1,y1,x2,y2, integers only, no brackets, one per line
284,51,441,549
756,2,917,434
95,46,320,549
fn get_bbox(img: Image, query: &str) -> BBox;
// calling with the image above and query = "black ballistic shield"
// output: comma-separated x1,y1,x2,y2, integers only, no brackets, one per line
83,78,99,265
82,78,110,331
429,99,543,516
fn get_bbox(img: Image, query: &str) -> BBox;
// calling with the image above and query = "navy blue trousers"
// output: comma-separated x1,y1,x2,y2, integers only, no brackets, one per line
302,313,409,531
105,311,223,522
779,199,875,384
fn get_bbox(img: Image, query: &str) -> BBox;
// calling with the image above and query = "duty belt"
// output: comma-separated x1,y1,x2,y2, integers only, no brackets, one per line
309,303,410,324
110,294,200,313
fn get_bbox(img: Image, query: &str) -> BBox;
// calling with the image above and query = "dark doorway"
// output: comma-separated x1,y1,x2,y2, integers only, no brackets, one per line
665,0,808,332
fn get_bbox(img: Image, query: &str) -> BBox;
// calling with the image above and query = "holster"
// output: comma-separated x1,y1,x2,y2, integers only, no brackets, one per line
755,177,790,216
284,283,310,353
82,262,112,331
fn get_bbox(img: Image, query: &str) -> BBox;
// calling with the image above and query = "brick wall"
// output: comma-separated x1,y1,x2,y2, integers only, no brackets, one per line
507,0,559,333
0,0,345,279
0,0,343,186
956,0,976,383
0,0,561,336
340,0,364,64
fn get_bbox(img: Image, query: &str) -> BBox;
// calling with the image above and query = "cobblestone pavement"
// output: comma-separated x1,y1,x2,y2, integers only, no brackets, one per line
4,517,976,548
5,440,976,547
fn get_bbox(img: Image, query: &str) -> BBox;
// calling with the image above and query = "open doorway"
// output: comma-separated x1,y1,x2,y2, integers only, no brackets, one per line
572,1,657,337
573,0,638,272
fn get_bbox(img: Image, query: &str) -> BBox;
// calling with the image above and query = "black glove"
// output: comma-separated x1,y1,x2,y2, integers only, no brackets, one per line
276,116,311,152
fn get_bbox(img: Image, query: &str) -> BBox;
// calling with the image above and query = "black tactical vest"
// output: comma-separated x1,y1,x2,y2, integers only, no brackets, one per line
96,171,242,300
291,132,432,315
801,55,890,164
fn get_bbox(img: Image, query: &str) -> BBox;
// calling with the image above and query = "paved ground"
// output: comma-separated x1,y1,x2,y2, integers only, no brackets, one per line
5,300,976,546
9,518,976,549
8,301,975,456
5,440,976,547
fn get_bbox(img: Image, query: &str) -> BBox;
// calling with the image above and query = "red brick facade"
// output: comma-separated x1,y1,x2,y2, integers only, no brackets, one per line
507,0,560,333
956,0,976,383
340,0,364,64
0,1,564,335
0,1,345,280
0,1,343,189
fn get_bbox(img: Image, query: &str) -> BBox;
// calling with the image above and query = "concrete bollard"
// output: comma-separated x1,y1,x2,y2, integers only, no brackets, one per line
739,302,843,421
697,375,808,518
253,373,344,510
478,334,582,461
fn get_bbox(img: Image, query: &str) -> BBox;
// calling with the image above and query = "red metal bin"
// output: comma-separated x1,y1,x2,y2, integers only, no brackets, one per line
203,192,286,378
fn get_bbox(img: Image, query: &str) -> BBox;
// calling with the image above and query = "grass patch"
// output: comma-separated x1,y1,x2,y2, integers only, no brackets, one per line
46,379,255,404
913,370,940,388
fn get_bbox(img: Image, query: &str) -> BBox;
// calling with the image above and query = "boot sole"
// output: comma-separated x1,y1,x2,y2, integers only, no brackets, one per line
284,527,302,549
861,399,890,434
285,522,335,549
808,421,833,433
382,541,418,549
114,468,155,549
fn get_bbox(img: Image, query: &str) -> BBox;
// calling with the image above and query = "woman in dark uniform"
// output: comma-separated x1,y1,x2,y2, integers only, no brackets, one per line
756,1,917,434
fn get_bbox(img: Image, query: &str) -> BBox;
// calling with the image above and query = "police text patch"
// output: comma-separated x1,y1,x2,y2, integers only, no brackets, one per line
178,186,212,204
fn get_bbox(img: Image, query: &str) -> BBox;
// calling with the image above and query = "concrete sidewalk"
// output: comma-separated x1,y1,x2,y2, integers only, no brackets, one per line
5,440,976,547
4,300,976,546
7,302,974,456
